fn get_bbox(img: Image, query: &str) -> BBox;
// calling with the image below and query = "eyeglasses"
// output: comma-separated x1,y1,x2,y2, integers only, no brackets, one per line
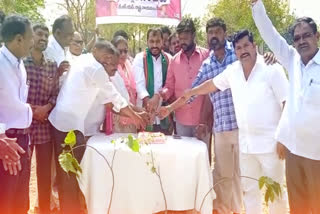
293,32,314,43
118,49,128,54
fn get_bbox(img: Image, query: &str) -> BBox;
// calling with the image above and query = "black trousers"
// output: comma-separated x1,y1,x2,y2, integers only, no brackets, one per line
52,128,86,214
30,142,53,214
0,134,30,214
286,151,320,214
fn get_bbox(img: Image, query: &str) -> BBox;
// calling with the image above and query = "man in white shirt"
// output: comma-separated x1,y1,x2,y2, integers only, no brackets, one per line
0,15,34,214
69,31,84,60
133,28,172,134
49,40,148,214
161,30,288,214
251,0,320,213
44,15,74,86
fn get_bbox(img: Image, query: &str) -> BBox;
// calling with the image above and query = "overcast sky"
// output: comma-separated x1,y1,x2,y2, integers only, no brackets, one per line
43,0,320,27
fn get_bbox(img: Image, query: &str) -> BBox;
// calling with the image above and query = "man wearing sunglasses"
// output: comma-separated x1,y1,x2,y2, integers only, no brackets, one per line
251,0,320,213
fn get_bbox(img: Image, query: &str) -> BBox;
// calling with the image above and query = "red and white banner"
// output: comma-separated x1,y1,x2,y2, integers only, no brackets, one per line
96,0,181,26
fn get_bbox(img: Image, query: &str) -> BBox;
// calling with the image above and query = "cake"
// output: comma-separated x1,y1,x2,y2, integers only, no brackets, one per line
138,132,166,144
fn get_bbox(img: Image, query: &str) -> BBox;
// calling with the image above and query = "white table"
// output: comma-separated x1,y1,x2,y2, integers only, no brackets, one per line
78,133,215,214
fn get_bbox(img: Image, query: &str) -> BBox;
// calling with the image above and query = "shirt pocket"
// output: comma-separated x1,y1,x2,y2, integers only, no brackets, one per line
294,82,320,142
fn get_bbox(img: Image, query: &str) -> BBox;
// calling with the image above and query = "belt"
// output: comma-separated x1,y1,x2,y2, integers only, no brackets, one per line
6,128,30,136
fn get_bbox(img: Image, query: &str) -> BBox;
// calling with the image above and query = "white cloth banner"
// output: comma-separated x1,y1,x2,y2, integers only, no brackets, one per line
96,0,181,25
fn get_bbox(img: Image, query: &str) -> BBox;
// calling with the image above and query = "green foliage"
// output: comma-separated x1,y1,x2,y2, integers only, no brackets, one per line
59,131,82,177
59,152,82,176
204,0,296,47
64,130,77,148
99,23,159,56
59,132,142,178
61,0,96,44
0,0,45,22
126,134,140,152
182,14,208,48
259,176,282,205
151,166,157,174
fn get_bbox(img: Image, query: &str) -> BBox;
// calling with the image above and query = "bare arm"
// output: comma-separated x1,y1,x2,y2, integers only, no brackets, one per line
158,79,218,119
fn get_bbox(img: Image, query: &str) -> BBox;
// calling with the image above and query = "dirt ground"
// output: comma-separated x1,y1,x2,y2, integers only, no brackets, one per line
29,151,37,214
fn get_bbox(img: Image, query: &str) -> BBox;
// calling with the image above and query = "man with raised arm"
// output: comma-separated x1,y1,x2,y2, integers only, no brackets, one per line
251,0,320,213
159,30,288,214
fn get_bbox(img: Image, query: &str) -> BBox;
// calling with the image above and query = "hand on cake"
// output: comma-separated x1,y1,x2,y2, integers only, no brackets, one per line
157,106,171,120
138,111,152,125
146,94,161,113
131,111,147,130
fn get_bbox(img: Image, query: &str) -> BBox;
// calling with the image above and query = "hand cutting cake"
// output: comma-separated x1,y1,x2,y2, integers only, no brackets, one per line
138,132,166,144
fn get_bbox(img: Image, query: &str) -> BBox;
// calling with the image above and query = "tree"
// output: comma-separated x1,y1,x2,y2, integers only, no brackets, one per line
60,0,159,56
204,0,296,48
182,14,208,48
60,0,96,44
0,0,45,22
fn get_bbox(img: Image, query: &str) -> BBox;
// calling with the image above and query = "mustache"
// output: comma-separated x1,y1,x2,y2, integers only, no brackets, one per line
38,40,47,44
151,47,160,51
240,53,250,58
210,37,219,44
298,43,309,49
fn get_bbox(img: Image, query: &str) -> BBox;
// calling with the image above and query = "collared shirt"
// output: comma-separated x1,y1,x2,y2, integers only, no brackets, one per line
110,71,130,102
163,46,209,126
192,41,238,133
44,35,70,66
133,51,171,124
44,36,71,86
49,53,128,136
24,55,59,144
0,46,32,133
253,0,320,160
133,51,169,99
213,55,288,154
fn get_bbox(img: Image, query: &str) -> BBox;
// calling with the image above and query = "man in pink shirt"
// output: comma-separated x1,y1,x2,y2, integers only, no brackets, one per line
160,18,211,138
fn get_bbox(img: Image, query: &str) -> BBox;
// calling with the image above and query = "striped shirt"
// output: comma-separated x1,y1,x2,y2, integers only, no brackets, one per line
192,41,238,133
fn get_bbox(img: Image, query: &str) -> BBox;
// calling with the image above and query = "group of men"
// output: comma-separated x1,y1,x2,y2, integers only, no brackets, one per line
1,0,320,214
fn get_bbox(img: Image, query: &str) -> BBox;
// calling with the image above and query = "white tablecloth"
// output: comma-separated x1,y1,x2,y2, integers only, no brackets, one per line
78,133,215,214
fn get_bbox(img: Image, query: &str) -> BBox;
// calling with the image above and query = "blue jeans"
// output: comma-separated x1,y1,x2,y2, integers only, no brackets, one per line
0,133,31,214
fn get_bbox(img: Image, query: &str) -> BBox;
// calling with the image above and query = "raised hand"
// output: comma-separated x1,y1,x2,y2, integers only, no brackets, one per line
264,52,278,65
